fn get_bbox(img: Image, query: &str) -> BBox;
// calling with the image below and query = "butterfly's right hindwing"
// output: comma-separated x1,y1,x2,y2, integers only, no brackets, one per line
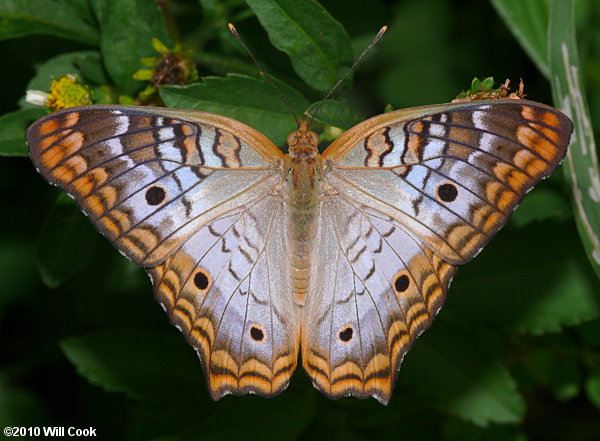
302,99,572,403
149,195,299,399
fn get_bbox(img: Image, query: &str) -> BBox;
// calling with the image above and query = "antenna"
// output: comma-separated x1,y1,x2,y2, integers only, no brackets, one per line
308,25,388,126
228,23,300,125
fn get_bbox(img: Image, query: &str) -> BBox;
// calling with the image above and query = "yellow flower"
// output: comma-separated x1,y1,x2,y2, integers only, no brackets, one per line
26,74,92,110
47,74,92,109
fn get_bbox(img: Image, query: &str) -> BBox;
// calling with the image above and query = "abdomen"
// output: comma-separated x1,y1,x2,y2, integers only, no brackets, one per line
287,157,321,306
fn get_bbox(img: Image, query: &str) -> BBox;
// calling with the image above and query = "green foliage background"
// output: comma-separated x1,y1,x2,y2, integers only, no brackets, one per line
1,0,600,440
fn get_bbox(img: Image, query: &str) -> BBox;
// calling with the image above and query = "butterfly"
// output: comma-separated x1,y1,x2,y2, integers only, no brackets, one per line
27,97,572,404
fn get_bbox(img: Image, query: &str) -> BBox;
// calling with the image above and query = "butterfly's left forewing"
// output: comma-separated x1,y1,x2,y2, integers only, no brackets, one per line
27,106,283,266
27,106,300,398
302,99,572,403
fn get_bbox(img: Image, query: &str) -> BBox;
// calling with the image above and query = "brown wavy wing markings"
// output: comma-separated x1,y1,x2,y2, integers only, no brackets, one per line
301,195,456,404
148,196,300,399
322,99,573,265
27,105,284,268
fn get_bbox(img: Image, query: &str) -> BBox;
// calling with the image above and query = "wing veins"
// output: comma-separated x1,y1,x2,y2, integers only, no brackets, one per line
49,126,191,172
326,201,388,360
140,173,278,262
423,117,552,163
327,172,464,257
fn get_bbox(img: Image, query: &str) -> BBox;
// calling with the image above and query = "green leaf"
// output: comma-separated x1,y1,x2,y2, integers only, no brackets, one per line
489,0,550,77
400,322,525,426
0,0,98,45
442,418,527,441
450,221,600,335
60,329,204,399
164,391,317,441
62,0,96,25
0,240,40,314
90,0,172,94
36,194,98,288
480,77,495,91
548,0,600,279
0,108,45,156
0,380,50,428
586,367,600,410
375,0,455,106
510,185,572,227
305,99,365,130
76,51,110,86
245,0,353,92
160,74,309,146
519,334,582,401
576,319,600,347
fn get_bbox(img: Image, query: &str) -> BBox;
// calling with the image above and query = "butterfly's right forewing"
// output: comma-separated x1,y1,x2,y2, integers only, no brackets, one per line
323,99,572,264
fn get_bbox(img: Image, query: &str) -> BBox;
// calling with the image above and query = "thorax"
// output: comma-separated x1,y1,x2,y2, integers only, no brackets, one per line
284,121,323,208
285,150,322,208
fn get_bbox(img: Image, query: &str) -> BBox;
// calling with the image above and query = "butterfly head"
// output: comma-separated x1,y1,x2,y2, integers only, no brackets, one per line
287,120,319,157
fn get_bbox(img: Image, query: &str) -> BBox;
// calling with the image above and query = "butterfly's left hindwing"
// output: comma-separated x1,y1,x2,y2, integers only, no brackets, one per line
303,195,456,404
149,194,299,399
27,105,300,399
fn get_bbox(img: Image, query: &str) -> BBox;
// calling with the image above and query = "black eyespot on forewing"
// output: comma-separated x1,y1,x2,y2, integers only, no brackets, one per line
437,183,458,202
146,185,166,205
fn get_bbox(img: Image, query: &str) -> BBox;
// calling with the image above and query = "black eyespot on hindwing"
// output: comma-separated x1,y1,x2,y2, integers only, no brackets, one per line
339,326,353,342
250,326,264,341
193,269,211,292
394,273,410,293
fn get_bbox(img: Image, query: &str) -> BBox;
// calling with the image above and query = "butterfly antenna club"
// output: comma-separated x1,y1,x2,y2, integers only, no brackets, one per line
228,23,300,126
308,25,388,126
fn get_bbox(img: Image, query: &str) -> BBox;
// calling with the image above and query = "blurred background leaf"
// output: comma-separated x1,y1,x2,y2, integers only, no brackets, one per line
0,0,99,45
160,74,309,146
0,107,45,156
547,0,600,280
489,0,550,77
36,194,98,288
245,0,353,92
90,0,173,94
60,329,204,399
